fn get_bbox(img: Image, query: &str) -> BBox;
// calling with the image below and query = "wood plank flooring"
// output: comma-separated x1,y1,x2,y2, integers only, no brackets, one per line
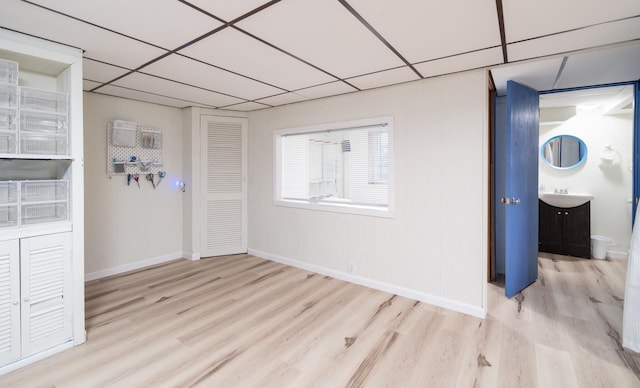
0,252,639,387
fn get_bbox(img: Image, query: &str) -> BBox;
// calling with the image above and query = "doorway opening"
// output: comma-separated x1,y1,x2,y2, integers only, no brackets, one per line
538,85,635,260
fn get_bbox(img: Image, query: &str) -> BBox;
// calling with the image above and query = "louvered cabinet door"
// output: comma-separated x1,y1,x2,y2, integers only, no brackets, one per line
20,232,72,356
0,240,20,366
200,116,248,257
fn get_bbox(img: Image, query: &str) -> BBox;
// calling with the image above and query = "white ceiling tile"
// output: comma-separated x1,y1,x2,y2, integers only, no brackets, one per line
93,85,213,109
490,57,565,95
83,59,130,83
142,54,283,101
503,0,640,43
112,72,244,108
180,28,336,91
348,0,502,64
556,43,640,89
414,47,503,78
1,0,167,69
295,82,357,100
346,67,419,90
28,0,222,50
83,80,102,91
186,0,274,22
221,101,271,111
255,92,311,107
236,0,404,78
507,17,640,62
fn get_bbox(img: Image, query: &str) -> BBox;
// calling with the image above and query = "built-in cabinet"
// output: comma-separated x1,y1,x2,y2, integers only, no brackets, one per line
539,199,591,258
0,29,84,374
0,233,72,366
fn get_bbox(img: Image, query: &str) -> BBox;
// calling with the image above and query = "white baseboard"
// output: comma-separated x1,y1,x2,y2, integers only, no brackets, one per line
0,341,73,376
85,252,183,281
248,248,486,319
182,251,201,261
607,250,629,260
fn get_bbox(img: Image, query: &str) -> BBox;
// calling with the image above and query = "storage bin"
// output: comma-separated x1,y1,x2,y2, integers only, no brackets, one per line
111,120,137,147
0,181,17,204
0,131,17,154
20,180,68,203
0,108,18,131
19,87,68,115
0,84,18,109
21,201,68,225
20,110,67,134
0,59,18,85
20,133,68,156
0,204,18,228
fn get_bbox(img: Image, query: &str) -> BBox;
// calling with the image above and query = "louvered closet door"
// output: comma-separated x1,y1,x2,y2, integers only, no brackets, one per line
200,116,248,257
20,232,72,356
0,240,20,365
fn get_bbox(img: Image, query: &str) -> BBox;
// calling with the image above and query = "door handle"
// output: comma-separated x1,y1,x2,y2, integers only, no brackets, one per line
501,197,521,205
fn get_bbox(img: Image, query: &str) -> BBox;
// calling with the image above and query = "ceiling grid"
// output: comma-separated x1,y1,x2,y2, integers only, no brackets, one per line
0,0,638,111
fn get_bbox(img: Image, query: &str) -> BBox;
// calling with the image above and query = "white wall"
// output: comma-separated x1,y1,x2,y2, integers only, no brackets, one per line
248,70,489,316
539,110,634,256
83,93,184,279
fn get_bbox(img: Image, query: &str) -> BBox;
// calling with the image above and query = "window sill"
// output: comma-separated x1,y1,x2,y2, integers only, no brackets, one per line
274,199,393,218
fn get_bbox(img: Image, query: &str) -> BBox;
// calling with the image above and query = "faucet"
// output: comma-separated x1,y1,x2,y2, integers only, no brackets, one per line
554,188,569,194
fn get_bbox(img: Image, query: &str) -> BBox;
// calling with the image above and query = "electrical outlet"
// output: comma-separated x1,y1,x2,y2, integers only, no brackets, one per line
347,261,355,274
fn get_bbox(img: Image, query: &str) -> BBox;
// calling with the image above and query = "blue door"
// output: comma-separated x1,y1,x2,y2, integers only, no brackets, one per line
496,80,540,297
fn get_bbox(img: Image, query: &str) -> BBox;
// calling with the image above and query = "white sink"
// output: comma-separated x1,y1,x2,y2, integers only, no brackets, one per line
539,192,594,208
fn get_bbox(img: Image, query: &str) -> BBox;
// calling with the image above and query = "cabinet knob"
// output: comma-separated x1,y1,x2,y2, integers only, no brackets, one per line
557,211,562,215
565,212,569,215
23,297,30,302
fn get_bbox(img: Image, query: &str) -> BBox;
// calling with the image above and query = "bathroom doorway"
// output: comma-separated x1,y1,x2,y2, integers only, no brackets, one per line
538,84,635,259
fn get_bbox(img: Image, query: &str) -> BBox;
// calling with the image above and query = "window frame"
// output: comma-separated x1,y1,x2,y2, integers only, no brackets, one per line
273,116,394,218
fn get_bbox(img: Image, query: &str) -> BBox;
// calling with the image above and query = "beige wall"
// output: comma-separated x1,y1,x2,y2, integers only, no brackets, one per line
83,93,184,278
248,69,489,316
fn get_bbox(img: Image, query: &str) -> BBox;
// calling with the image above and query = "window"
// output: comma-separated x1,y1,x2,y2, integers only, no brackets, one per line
274,117,393,217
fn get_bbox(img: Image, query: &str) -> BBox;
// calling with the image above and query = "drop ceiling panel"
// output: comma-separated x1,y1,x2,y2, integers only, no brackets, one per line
96,85,214,109
28,0,222,50
491,57,564,95
539,85,630,109
1,0,167,69
83,80,102,91
555,43,640,89
503,0,640,42
255,92,311,107
414,47,503,78
348,0,502,64
507,17,640,62
236,0,405,78
112,72,244,108
295,81,357,100
185,0,274,22
141,54,283,101
180,28,336,91
83,59,130,83
222,101,271,111
347,67,419,90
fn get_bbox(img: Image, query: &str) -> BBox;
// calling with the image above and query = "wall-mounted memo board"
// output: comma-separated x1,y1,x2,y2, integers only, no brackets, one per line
107,120,164,175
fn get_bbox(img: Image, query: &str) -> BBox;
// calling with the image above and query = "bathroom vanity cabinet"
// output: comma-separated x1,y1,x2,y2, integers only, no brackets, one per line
539,199,591,258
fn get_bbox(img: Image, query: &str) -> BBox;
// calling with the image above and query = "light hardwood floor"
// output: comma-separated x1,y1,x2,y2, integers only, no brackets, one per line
1,253,639,387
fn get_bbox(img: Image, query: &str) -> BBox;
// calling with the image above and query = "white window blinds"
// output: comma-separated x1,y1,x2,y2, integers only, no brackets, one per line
278,119,391,214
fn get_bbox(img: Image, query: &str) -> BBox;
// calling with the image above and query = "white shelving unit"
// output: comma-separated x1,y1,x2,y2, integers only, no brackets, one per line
0,29,84,374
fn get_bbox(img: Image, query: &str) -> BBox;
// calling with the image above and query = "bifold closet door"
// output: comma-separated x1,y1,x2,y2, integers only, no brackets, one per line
200,115,248,258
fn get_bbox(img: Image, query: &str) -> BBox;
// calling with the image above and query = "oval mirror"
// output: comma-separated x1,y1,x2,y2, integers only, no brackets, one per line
541,135,588,169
